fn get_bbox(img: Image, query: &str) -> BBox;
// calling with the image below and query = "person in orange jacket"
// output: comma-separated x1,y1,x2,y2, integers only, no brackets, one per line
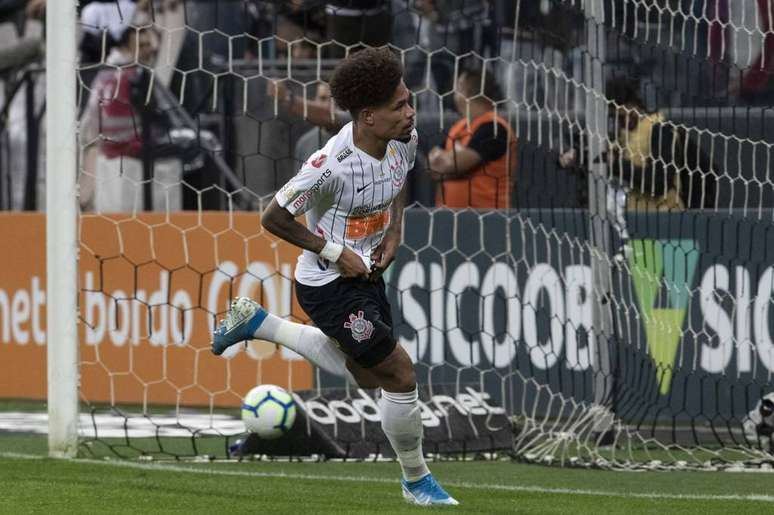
428,68,516,208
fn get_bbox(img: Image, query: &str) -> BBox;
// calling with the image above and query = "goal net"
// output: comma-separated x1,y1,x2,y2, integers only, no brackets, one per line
69,0,774,468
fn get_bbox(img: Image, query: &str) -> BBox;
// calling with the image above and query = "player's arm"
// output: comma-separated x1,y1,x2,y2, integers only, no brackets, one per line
369,130,416,279
389,181,407,231
263,157,370,279
262,199,369,279
369,184,406,281
261,199,326,254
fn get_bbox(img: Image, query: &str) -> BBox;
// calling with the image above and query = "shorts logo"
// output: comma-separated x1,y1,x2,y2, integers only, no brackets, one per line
310,154,327,168
343,310,374,342
336,147,352,163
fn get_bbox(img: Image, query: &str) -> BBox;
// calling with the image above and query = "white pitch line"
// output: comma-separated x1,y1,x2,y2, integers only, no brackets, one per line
2,452,773,504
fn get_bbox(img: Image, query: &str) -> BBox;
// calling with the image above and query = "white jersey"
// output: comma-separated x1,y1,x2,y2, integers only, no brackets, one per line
275,122,418,286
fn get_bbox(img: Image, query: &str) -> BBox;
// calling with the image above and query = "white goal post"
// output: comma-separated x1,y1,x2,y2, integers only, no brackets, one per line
46,0,79,458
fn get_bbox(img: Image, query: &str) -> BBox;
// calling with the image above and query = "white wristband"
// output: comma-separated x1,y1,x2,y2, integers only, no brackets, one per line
319,241,344,262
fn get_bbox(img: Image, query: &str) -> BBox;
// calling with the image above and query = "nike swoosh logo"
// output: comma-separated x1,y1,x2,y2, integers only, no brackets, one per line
356,185,369,193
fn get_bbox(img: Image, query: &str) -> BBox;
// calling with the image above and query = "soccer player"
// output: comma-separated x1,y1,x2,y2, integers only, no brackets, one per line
211,47,458,506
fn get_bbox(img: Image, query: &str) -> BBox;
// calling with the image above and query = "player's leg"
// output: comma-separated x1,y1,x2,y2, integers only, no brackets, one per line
337,281,456,506
211,296,356,384
348,340,457,505
348,345,425,477
213,279,455,504
346,344,414,391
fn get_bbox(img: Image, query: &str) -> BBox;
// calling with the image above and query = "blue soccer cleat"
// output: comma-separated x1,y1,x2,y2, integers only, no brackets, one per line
211,297,268,356
401,474,459,506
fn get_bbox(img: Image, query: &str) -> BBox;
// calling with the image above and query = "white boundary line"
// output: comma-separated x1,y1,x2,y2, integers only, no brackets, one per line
2,452,773,504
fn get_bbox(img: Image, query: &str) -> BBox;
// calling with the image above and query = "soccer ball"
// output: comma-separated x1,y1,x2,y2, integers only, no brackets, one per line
241,384,296,439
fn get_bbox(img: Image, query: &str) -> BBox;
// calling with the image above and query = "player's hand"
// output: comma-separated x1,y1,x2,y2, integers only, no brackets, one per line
369,229,400,282
337,247,370,280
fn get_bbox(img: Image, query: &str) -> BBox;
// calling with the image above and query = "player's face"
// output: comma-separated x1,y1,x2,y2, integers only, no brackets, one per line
368,81,415,140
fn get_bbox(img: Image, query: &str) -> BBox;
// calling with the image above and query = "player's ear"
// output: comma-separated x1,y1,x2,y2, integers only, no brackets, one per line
360,108,375,127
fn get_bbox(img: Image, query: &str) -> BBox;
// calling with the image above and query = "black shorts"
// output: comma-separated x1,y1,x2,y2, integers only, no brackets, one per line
295,277,396,368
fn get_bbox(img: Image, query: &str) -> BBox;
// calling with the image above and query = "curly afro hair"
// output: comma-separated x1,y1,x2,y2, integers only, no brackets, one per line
330,47,403,116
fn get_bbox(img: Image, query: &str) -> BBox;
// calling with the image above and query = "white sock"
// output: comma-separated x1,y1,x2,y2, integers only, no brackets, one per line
379,388,430,482
252,312,355,383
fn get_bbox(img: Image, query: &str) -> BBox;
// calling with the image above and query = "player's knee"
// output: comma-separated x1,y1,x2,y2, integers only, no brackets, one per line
381,367,416,393
346,359,380,389
389,365,416,393
372,344,416,393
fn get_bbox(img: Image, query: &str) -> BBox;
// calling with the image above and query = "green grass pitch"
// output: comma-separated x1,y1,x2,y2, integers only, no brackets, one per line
2,434,774,514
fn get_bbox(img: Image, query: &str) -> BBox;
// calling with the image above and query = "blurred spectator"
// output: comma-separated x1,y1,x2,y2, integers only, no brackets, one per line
325,0,392,57
602,0,704,107
0,0,43,73
270,78,349,132
560,78,717,211
390,0,424,89
428,68,516,208
24,0,43,18
605,78,716,211
79,1,186,85
79,0,139,65
143,0,186,88
558,77,716,259
0,0,42,21
171,0,258,114
293,82,336,164
80,23,214,212
717,0,774,105
0,0,44,211
275,14,322,60
415,0,486,110
495,0,582,113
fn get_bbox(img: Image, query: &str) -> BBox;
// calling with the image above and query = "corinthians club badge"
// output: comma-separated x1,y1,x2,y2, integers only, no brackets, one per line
344,310,374,342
